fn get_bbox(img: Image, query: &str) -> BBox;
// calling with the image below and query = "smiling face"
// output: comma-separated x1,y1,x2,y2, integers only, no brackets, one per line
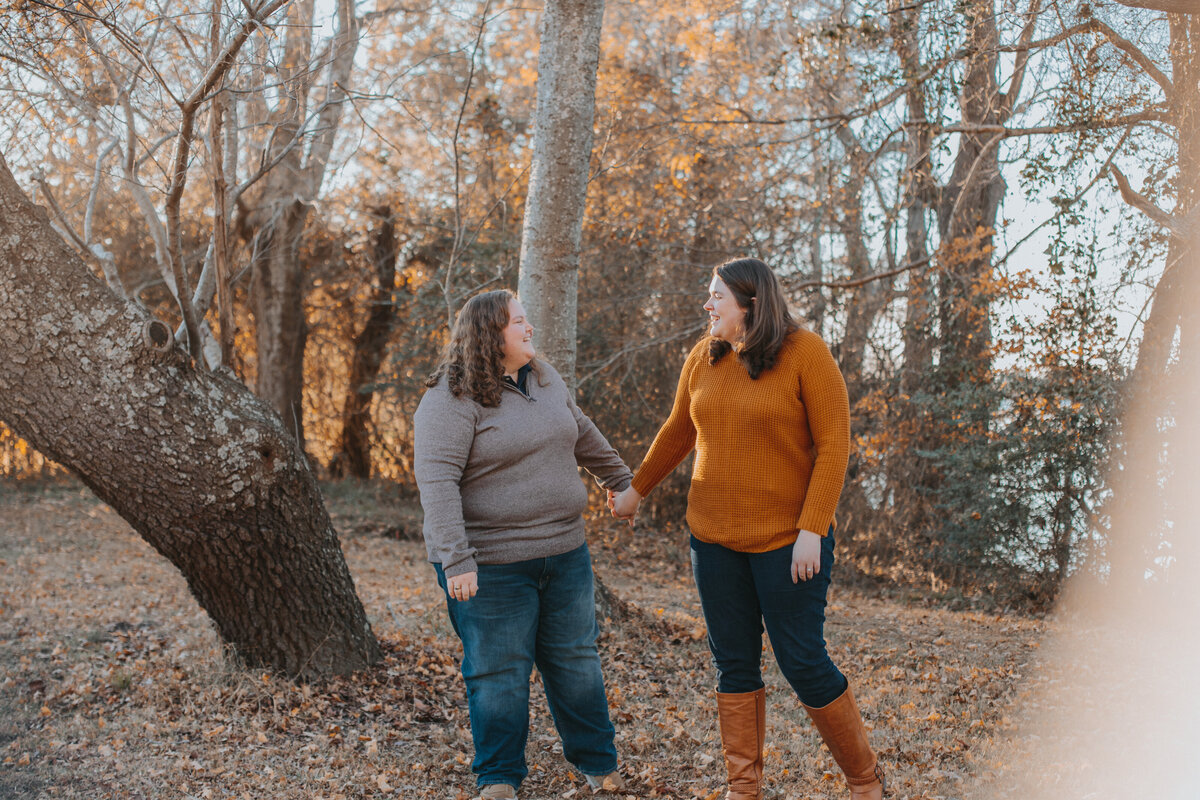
500,298,535,374
704,275,748,343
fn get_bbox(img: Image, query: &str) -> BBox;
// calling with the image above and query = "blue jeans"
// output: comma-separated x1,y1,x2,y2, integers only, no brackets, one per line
434,543,618,789
690,530,847,707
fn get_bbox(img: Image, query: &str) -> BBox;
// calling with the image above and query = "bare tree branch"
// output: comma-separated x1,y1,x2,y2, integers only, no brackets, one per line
163,0,295,358
789,255,933,292
32,171,88,252
1109,164,1184,235
998,16,1173,97
1000,0,1043,120
937,109,1170,136
84,141,124,299
1114,0,1197,13
302,0,362,197
443,0,494,321
1090,16,1174,96
992,125,1136,270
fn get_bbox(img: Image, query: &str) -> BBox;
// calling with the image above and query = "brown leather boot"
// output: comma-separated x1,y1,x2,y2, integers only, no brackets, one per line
716,688,766,800
802,685,885,799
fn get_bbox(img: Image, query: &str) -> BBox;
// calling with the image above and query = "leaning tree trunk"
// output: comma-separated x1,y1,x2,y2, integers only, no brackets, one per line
517,0,606,388
331,206,398,479
0,154,380,679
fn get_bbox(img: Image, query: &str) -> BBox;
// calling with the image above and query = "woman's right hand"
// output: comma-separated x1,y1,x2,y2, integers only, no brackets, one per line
447,571,478,601
608,486,642,525
790,530,822,583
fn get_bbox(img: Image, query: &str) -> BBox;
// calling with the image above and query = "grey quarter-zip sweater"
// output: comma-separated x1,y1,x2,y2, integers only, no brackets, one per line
413,359,633,578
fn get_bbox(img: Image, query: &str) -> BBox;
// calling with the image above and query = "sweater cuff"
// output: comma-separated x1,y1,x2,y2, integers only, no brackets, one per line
796,513,835,537
442,556,479,578
595,473,632,493
630,472,657,497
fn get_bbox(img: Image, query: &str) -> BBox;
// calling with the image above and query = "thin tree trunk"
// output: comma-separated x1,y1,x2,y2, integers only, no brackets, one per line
517,0,606,389
891,0,935,395
833,126,890,392
0,154,380,679
936,0,1005,384
331,206,399,479
250,203,311,444
245,0,360,449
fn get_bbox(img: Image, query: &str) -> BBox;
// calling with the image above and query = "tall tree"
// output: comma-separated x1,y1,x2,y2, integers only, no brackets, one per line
331,206,399,479
240,0,362,448
517,0,607,385
0,153,381,679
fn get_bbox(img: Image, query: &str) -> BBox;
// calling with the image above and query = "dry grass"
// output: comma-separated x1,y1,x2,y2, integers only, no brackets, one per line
0,483,1045,799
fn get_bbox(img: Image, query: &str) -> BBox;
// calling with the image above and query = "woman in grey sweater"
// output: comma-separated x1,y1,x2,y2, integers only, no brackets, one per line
413,289,631,800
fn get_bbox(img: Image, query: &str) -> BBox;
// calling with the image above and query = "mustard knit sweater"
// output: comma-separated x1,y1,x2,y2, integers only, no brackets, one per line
630,329,851,552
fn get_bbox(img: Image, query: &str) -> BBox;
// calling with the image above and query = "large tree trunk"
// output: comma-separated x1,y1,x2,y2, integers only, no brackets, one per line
0,154,381,679
331,206,399,479
517,0,606,388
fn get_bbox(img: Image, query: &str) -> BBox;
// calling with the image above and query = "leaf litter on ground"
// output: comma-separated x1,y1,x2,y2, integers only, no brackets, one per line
1,484,1047,799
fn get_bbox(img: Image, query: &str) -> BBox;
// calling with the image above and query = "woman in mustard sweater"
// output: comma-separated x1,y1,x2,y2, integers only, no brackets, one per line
610,258,884,800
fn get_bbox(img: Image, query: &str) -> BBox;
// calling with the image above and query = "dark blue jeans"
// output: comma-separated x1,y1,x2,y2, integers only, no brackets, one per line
690,530,847,708
434,543,618,789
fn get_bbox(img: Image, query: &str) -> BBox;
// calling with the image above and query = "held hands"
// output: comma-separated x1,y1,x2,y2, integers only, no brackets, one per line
791,529,822,583
607,486,642,527
446,571,478,601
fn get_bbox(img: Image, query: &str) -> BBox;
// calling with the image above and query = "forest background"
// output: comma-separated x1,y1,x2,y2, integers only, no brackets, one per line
0,0,1198,796
4,0,1193,604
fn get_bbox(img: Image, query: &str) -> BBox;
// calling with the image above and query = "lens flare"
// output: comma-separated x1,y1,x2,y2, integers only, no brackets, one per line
968,358,1200,799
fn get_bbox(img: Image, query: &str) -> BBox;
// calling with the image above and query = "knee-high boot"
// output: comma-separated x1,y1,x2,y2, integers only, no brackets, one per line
716,688,766,800
802,685,885,799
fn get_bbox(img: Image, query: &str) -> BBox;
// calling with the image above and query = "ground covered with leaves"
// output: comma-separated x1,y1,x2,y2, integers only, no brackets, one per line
1,483,1049,799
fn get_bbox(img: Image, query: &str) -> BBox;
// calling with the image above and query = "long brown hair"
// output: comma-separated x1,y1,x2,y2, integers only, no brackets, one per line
708,257,799,379
426,289,518,407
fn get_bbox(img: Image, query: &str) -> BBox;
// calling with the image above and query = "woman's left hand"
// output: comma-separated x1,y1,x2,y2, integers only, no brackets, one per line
790,529,822,583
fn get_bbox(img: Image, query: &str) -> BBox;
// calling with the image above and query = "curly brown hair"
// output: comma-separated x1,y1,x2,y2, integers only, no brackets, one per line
426,289,540,407
708,257,799,379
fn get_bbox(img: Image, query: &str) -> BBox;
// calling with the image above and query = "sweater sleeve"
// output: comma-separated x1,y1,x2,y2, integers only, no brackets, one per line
413,384,480,577
630,340,704,496
794,332,851,535
572,404,634,492
546,364,634,491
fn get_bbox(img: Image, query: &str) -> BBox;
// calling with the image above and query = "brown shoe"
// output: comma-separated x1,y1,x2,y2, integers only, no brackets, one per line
716,688,766,800
479,784,517,800
802,684,885,799
584,770,625,793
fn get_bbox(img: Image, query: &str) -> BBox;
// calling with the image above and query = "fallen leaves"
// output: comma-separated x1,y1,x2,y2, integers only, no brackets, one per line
0,488,1049,799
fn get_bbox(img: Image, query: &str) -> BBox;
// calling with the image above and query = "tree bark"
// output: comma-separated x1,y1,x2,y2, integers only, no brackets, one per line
0,153,381,679
331,206,399,479
1115,0,1197,13
833,125,891,392
1107,13,1200,588
936,0,1006,383
244,0,361,449
890,0,935,395
517,0,606,388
